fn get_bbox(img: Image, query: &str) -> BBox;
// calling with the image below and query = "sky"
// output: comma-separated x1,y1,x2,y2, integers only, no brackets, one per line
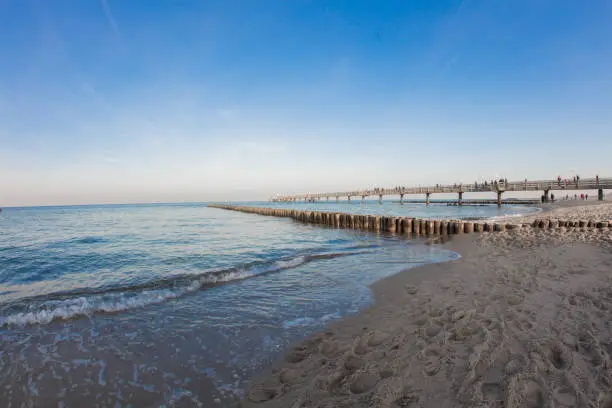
1,0,611,206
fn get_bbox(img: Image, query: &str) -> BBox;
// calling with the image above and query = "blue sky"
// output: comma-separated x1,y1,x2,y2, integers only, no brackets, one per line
1,0,611,205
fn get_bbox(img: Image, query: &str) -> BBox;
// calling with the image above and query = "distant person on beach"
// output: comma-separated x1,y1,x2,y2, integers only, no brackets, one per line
551,193,555,202
586,194,589,200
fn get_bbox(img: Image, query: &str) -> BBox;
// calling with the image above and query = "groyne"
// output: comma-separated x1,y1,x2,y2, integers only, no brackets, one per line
208,205,611,235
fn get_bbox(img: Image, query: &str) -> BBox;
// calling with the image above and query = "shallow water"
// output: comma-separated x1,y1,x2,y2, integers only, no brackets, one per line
234,200,540,220
0,203,469,406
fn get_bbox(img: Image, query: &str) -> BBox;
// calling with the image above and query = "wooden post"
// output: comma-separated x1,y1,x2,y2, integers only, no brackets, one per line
458,191,463,206
497,191,503,207
426,193,431,205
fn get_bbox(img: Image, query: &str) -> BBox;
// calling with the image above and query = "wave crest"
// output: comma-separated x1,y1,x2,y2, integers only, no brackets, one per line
0,251,363,327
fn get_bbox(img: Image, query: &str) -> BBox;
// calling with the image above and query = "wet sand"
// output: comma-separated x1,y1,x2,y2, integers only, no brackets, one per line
243,202,612,407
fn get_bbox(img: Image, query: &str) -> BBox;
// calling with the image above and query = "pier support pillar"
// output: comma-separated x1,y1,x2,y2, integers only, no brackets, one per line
362,196,366,205
543,189,550,203
336,196,339,203
379,194,383,205
599,188,604,201
400,194,404,205
327,197,329,201
348,196,351,203
497,191,503,207
426,193,431,205
458,192,463,206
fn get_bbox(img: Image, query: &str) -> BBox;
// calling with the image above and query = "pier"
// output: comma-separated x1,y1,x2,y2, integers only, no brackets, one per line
271,177,611,207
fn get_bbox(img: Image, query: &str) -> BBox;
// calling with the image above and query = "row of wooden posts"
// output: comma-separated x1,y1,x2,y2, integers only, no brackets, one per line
208,205,611,235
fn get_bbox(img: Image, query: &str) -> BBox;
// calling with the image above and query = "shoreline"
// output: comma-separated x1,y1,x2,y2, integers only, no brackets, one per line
243,202,612,407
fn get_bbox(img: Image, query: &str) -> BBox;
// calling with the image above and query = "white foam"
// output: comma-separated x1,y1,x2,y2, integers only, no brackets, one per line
0,282,201,327
283,312,341,329
0,255,312,327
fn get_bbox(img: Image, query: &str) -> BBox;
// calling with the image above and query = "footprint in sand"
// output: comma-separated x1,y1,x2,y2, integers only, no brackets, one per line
286,346,310,363
504,355,527,376
404,284,418,295
482,382,504,405
413,315,429,326
247,383,279,402
367,331,389,347
553,386,577,407
369,380,419,408
320,340,345,358
424,323,443,338
549,343,572,370
349,373,379,394
508,380,546,408
389,392,420,408
279,368,302,385
353,331,390,355
506,292,525,306
423,357,441,376
344,354,365,371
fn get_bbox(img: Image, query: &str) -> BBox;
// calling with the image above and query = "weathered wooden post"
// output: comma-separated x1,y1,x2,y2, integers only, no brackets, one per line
497,191,503,207
440,220,448,234
413,218,421,234
386,217,396,233
464,222,474,233
458,192,463,206
404,218,413,234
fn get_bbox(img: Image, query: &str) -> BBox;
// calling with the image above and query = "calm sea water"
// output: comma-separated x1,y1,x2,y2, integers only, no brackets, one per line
235,199,540,219
0,202,536,406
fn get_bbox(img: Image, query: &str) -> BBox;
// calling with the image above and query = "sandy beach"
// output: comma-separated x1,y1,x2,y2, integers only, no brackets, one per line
243,202,612,407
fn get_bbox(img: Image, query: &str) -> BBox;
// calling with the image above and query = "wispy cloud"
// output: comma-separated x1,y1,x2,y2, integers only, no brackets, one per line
100,0,124,48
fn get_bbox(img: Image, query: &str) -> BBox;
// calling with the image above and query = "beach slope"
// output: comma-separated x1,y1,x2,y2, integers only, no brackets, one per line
244,203,612,407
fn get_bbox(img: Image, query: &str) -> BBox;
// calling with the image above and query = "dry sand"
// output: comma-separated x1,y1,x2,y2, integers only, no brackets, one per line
520,201,612,223
243,203,612,408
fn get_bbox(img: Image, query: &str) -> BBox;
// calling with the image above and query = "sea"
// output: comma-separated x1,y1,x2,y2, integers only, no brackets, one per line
0,201,538,407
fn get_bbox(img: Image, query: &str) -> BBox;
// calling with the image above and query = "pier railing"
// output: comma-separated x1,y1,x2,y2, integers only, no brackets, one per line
271,177,611,205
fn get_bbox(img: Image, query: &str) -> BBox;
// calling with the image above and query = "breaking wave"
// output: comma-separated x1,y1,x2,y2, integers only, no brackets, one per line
0,251,367,327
